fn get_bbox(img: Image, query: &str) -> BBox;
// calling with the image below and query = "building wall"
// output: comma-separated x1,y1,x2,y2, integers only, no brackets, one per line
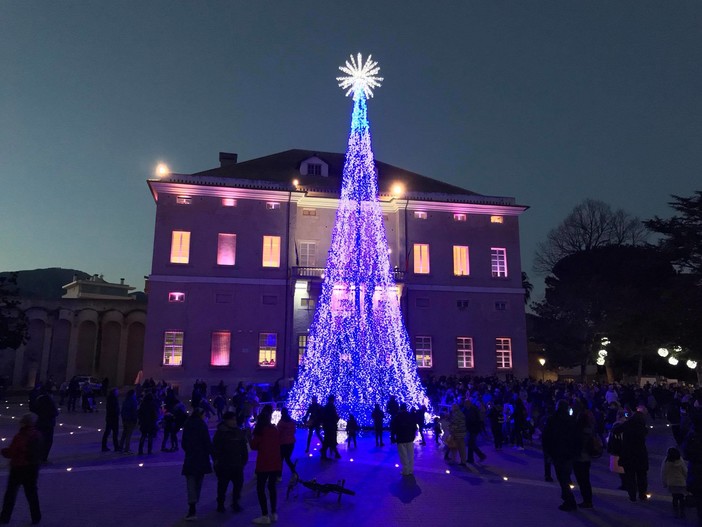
144,180,528,388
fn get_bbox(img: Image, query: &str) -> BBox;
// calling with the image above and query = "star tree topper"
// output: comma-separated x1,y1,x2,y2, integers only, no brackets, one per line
337,53,383,99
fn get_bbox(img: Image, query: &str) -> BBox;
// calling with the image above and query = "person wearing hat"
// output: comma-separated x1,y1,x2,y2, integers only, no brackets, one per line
212,411,248,513
0,413,42,524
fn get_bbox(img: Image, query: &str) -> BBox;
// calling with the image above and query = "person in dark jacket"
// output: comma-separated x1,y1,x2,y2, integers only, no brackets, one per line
0,413,42,525
101,388,120,452
573,399,596,508
212,411,248,513
182,408,213,521
542,399,579,511
137,392,159,455
33,388,58,463
391,403,417,476
321,395,341,460
302,396,323,453
619,407,649,502
464,398,487,463
372,403,385,447
119,389,138,453
683,409,702,523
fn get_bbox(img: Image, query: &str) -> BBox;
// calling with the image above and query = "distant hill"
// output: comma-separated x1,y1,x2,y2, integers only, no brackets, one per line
0,268,91,299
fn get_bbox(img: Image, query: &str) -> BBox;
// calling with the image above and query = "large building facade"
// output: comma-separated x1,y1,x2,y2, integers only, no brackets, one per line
143,150,529,390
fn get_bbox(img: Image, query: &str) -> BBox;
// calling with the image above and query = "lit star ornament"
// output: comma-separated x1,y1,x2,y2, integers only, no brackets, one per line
337,53,383,99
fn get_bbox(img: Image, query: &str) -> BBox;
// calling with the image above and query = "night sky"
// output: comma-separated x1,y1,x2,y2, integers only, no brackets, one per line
2,2,700,300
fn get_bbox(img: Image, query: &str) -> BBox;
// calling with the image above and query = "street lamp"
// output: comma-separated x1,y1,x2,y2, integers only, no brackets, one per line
658,348,669,358
669,356,679,366
687,360,698,370
538,358,546,381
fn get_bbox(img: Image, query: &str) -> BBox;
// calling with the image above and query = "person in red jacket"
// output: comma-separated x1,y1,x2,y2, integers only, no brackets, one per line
0,413,42,525
250,405,282,524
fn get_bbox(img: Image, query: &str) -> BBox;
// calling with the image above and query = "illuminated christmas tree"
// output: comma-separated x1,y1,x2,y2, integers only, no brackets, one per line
288,54,430,426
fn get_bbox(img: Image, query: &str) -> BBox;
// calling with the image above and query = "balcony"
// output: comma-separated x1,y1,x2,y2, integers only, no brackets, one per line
291,267,406,282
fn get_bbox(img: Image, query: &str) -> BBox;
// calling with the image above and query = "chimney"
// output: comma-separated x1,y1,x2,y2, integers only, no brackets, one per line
219,152,238,167
120,278,125,285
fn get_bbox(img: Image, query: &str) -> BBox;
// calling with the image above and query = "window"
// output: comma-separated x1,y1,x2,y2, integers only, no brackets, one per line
490,215,504,224
210,331,230,367
258,333,277,367
168,292,185,303
495,301,507,311
266,202,280,210
262,236,281,268
221,198,237,207
262,295,277,305
457,299,469,310
300,298,316,310
307,163,322,176
453,213,467,222
415,336,432,368
162,331,183,366
297,334,308,365
491,248,508,277
457,337,474,369
176,196,192,205
170,231,190,264
298,241,316,267
414,211,427,220
453,245,470,276
496,338,512,369
217,233,236,266
416,297,430,308
302,208,317,217
413,243,430,274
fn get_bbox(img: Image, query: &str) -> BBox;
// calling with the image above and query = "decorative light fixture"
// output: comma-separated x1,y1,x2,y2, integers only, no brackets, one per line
390,182,405,197
669,356,679,366
538,358,546,366
687,360,698,370
598,349,608,358
596,357,606,366
155,163,170,177
658,348,669,358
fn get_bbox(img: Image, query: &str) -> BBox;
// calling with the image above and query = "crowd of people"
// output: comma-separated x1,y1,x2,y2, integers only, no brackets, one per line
3,375,702,524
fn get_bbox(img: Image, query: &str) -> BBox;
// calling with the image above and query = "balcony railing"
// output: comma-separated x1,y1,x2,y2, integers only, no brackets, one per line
291,267,406,282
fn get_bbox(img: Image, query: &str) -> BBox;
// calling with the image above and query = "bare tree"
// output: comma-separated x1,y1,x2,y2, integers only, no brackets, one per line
534,199,648,274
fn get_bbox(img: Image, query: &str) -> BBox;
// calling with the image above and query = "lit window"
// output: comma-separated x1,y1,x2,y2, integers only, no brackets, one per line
453,213,467,222
298,334,308,365
210,331,231,367
413,244,430,274
266,202,280,210
262,236,281,268
258,333,277,367
168,292,185,303
222,198,237,207
457,337,474,369
300,298,316,310
162,331,183,366
415,336,433,368
299,241,316,267
453,246,470,276
307,163,322,176
491,215,504,224
302,208,317,217
491,248,508,277
176,196,192,205
170,231,190,264
496,338,512,369
414,211,427,220
217,233,236,266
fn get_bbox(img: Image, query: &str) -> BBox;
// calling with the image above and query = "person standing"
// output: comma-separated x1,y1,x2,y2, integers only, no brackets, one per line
449,403,467,465
372,403,385,447
662,446,688,518
181,408,213,521
67,377,80,413
346,414,359,449
249,405,282,525
212,412,248,513
277,408,297,477
0,413,42,525
118,389,138,454
101,388,120,452
542,399,579,511
391,404,417,476
619,407,650,502
683,411,702,523
573,399,595,508
302,396,323,453
321,395,341,460
33,388,58,463
137,392,159,455
464,398,487,463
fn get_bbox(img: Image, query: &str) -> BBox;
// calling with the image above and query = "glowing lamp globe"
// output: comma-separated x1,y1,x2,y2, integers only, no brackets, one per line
156,163,170,177
598,349,608,358
668,356,679,366
596,357,605,366
687,360,698,370
391,182,405,197
657,348,669,358
538,358,546,366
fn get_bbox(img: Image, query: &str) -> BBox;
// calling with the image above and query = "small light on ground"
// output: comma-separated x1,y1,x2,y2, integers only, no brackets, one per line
59,423,63,426
308,454,313,457
445,470,451,474
395,464,399,468
569,484,575,489
1,438,5,442
139,463,144,467
97,429,102,432
70,432,74,435
77,426,82,429
503,476,509,481
66,468,72,472
350,459,354,462
646,493,652,499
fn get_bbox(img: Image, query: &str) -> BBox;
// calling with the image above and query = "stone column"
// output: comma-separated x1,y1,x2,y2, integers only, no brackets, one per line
116,320,128,387
65,316,80,380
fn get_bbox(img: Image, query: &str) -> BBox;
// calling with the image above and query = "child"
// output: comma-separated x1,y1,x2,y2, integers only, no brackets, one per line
662,446,688,518
346,414,359,449
432,416,443,445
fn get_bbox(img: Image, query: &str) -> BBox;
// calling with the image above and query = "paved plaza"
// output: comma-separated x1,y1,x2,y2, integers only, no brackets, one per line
0,396,692,526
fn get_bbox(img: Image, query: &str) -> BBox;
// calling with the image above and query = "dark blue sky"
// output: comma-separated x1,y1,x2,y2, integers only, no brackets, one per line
1,2,700,299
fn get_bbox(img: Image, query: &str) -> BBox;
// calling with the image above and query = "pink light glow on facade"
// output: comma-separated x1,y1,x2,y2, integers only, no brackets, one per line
210,331,231,366
217,233,236,266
